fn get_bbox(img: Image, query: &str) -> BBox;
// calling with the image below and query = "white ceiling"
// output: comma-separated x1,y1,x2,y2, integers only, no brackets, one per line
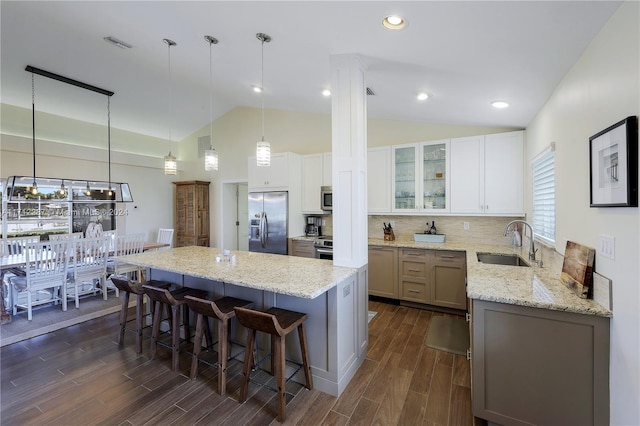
0,1,622,142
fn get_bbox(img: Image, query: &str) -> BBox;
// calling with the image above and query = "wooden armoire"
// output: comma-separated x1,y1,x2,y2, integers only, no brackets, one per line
173,181,210,247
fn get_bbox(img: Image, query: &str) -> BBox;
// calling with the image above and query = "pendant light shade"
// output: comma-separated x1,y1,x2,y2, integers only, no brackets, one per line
204,35,219,172
164,152,177,175
256,33,271,167
163,38,178,175
256,140,270,166
204,148,219,171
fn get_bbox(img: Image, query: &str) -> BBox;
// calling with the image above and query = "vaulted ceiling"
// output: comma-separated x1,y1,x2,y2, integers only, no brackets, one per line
0,1,622,141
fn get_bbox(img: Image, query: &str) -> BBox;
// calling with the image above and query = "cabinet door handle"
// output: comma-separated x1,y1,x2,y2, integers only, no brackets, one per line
408,289,421,293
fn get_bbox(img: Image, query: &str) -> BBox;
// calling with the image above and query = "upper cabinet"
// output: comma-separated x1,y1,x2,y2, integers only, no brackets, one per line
248,152,301,191
301,154,322,213
450,131,524,216
301,153,328,214
368,147,392,213
392,140,450,213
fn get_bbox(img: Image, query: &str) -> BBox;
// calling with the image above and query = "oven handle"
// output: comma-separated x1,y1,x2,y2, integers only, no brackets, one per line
315,248,333,255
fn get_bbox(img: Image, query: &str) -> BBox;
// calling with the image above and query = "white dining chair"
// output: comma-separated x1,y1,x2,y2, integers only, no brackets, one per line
156,228,174,249
1,236,41,256
9,240,70,321
66,236,109,307
106,233,145,297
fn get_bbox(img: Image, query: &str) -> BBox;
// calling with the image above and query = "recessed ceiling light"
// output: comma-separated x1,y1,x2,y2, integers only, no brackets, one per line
417,92,429,101
491,100,509,109
382,15,406,30
322,89,331,97
252,85,262,93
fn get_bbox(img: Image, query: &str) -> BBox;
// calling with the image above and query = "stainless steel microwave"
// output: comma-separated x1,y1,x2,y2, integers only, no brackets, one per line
321,186,332,211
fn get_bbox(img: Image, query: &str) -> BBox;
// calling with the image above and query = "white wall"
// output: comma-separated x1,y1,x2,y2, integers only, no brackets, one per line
525,2,639,424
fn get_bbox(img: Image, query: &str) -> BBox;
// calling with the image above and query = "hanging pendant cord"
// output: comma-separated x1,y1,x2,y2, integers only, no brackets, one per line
107,96,112,189
31,72,36,183
168,41,172,151
209,38,214,149
260,37,265,141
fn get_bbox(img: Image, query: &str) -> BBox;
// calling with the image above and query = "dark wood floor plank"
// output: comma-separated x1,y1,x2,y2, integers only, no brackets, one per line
295,390,338,425
409,347,438,394
396,389,428,425
370,367,412,425
322,410,350,426
397,332,425,371
452,355,471,388
332,358,378,417
449,384,473,426
362,351,400,402
424,361,453,425
347,397,381,426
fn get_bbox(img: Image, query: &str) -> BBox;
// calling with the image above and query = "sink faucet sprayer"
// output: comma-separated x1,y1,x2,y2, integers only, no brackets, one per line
504,220,539,264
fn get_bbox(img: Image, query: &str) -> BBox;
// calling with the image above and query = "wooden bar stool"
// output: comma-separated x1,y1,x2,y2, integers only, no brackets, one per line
142,284,208,371
234,306,313,422
184,295,254,395
110,276,171,353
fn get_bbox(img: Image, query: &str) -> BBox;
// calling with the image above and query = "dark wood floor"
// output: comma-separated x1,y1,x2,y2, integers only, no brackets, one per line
1,299,478,425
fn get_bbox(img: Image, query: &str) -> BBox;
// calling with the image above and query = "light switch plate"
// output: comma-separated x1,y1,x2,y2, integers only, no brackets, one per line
598,235,615,260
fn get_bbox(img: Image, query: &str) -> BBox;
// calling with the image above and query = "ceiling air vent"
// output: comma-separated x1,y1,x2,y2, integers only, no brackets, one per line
366,87,375,96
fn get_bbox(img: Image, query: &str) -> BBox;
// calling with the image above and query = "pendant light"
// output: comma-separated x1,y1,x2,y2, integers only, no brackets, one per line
163,38,178,175
29,71,38,195
255,32,271,167
106,96,114,197
204,35,219,172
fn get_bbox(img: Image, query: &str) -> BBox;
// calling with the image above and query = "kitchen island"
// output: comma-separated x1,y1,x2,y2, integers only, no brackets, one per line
117,246,365,397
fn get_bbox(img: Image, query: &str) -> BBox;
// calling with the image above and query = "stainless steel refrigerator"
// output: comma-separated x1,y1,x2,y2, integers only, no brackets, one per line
248,191,288,255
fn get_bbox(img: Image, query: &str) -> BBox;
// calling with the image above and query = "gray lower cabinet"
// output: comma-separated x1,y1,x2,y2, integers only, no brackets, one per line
368,246,398,298
291,239,315,258
471,299,610,426
431,250,466,310
399,248,432,303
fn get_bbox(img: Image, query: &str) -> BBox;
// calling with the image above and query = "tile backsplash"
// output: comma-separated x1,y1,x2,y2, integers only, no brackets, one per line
368,215,522,246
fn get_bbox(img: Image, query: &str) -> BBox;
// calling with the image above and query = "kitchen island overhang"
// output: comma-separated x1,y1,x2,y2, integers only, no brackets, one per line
117,246,367,397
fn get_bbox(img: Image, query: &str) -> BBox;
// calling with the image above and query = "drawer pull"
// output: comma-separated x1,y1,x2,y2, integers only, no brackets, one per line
407,252,422,256
440,255,455,259
407,289,421,293
408,269,421,273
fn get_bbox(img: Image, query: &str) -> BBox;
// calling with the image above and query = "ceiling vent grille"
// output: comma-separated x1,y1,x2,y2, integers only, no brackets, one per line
366,87,375,96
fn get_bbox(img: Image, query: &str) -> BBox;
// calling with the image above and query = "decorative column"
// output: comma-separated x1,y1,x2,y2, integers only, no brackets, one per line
330,54,369,389
330,54,368,268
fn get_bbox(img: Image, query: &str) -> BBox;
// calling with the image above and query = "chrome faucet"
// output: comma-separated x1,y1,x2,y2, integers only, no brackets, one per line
504,220,538,262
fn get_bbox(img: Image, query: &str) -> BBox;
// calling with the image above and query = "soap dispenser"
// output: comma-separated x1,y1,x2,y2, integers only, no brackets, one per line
512,223,522,247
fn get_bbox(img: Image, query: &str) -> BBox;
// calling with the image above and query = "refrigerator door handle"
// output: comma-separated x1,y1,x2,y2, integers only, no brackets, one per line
260,211,268,248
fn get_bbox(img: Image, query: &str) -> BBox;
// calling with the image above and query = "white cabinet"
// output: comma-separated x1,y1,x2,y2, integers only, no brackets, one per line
322,152,332,187
248,152,301,191
450,131,524,215
392,140,450,213
367,147,392,213
302,154,324,213
301,152,331,214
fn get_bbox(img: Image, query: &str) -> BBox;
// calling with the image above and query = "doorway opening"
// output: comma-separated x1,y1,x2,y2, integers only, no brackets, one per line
221,182,248,251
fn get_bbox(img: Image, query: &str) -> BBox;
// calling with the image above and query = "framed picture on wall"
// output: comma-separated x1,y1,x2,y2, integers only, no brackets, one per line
589,116,638,207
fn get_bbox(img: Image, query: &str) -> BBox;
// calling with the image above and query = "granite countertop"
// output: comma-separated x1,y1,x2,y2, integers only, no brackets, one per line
368,238,612,318
117,246,356,299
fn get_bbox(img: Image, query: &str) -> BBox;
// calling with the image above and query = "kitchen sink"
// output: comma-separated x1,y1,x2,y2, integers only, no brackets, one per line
476,252,530,267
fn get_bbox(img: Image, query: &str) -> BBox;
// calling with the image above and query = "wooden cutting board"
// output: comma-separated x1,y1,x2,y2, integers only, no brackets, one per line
560,241,596,299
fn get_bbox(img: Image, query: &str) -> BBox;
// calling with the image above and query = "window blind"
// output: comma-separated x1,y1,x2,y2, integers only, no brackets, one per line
532,148,555,244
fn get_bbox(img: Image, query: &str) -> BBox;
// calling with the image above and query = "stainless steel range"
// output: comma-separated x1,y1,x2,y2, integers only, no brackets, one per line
313,236,333,260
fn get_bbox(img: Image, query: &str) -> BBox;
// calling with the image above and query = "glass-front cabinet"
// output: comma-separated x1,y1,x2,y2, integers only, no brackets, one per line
392,140,450,213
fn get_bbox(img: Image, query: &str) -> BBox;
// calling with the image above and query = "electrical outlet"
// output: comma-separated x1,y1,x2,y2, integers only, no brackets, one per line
322,219,326,226
599,235,615,259
463,221,470,230
389,220,395,228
